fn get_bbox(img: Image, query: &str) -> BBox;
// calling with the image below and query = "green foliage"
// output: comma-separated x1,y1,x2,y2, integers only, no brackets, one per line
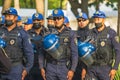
114,63,120,80
0,0,63,9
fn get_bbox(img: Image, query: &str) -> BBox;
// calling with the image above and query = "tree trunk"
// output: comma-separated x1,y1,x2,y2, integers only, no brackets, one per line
96,0,99,10
81,0,88,16
2,0,12,14
35,0,44,15
69,0,81,16
117,0,120,37
14,0,20,13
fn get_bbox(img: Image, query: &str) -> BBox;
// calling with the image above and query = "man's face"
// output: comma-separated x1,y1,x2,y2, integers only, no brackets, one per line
94,17,104,24
24,24,33,31
33,19,44,26
5,14,17,23
53,16,64,28
77,18,89,28
47,19,55,26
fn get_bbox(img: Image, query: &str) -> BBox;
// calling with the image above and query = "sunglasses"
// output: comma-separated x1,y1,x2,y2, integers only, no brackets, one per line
77,19,87,22
53,17,63,21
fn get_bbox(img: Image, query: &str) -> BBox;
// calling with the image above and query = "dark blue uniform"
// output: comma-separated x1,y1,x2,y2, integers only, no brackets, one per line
0,26,34,80
73,26,90,80
25,29,44,80
86,26,120,80
39,27,78,80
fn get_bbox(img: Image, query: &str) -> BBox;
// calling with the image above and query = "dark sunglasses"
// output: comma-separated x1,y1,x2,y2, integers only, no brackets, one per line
77,19,86,22
53,17,63,21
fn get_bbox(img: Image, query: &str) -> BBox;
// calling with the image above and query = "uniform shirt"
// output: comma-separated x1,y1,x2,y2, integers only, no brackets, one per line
0,26,34,73
92,27,120,70
76,26,90,69
39,27,78,72
28,29,44,67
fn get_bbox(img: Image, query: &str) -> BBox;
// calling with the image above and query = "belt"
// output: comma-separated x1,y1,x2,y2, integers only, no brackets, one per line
12,61,22,66
47,61,66,65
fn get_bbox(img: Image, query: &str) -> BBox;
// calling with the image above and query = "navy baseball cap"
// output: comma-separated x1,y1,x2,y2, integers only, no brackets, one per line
17,15,22,21
76,12,88,19
52,9,64,17
47,14,54,20
24,18,33,25
64,16,69,24
3,7,18,16
92,10,106,18
32,13,44,21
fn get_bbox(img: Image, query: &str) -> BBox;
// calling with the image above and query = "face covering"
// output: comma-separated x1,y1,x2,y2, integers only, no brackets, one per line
95,23,103,29
33,23,41,29
5,20,14,27
48,24,54,28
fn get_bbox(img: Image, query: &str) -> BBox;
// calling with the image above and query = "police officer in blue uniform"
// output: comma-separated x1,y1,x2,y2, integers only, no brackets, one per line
0,7,34,80
39,9,78,80
0,16,5,27
85,10,120,80
25,13,44,80
64,16,71,29
24,18,33,31
47,14,58,34
32,13,49,36
17,15,23,28
73,12,90,80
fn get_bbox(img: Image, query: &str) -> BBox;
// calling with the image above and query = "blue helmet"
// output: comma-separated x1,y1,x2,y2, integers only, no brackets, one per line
92,10,106,18
17,15,22,22
76,12,88,19
0,16,5,24
78,41,96,57
32,13,43,21
23,18,33,25
3,7,18,16
0,38,6,48
64,16,69,24
52,9,64,17
43,34,59,50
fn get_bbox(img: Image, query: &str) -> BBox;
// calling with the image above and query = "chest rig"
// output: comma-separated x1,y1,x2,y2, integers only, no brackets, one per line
0,27,23,63
58,29,71,60
93,27,113,65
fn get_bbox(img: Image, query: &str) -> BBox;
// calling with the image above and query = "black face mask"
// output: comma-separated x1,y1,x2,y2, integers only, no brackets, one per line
95,23,103,29
33,23,41,29
48,24,54,28
5,20,14,27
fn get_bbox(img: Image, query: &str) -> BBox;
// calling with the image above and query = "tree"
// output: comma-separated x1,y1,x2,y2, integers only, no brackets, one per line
117,0,120,37
2,0,12,14
14,0,20,12
35,0,44,15
69,0,88,16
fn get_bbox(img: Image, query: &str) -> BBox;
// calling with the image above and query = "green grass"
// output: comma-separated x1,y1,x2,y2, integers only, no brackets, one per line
114,63,120,80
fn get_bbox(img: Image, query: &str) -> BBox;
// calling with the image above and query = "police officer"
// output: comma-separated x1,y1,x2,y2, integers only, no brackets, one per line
24,18,33,31
64,16,71,29
0,16,5,27
47,14,58,34
25,13,46,80
39,9,78,80
73,12,90,80
85,10,120,80
17,15,23,28
0,7,34,80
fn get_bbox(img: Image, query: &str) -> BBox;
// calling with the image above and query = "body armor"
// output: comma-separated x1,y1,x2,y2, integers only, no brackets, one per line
0,27,23,64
